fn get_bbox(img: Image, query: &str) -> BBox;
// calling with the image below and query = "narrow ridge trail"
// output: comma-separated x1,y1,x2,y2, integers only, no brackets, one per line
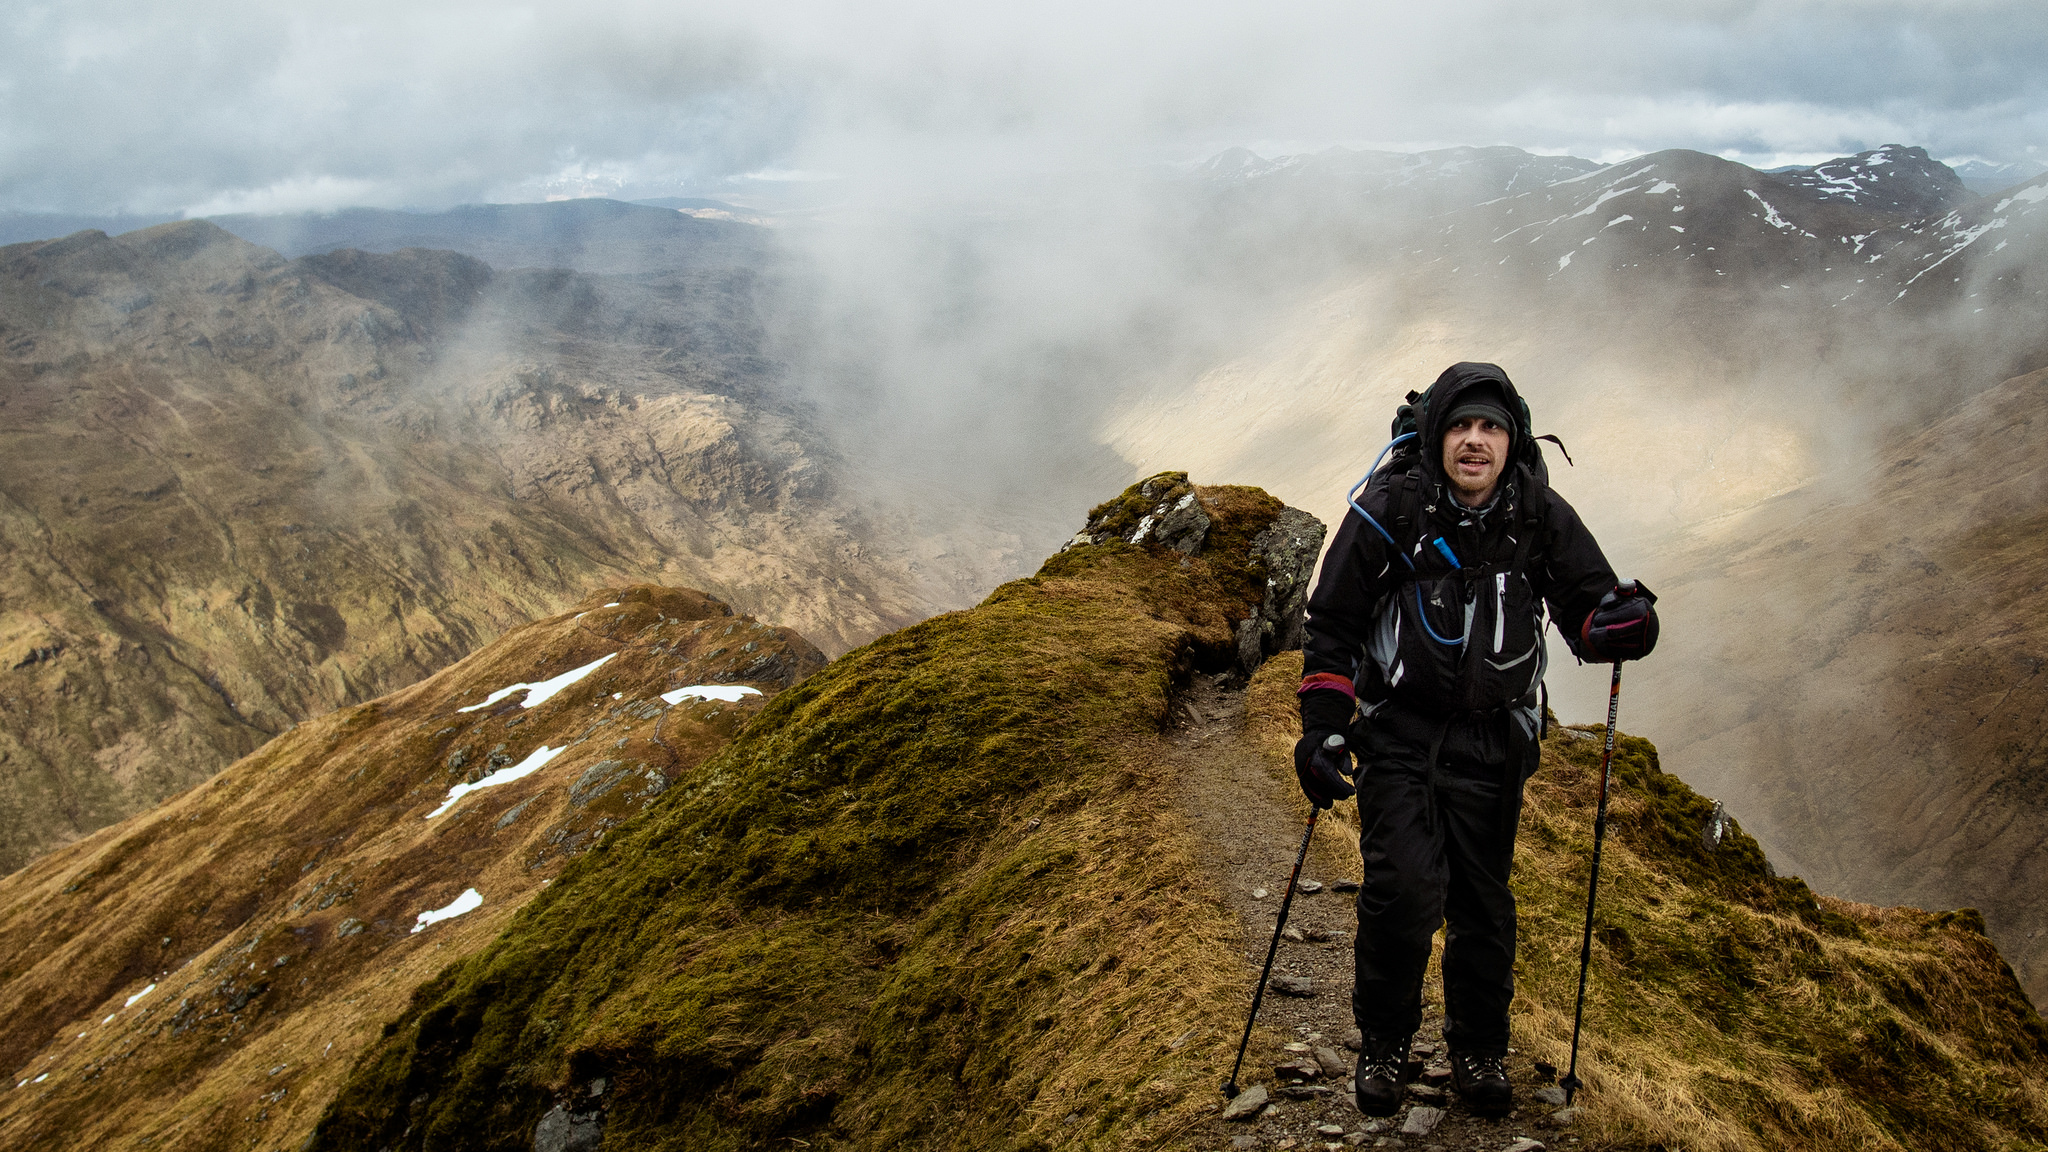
1170,672,1572,1152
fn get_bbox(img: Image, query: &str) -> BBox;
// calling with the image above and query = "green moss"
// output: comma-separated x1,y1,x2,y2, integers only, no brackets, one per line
1080,471,1191,539
1512,724,2048,1150
311,480,1291,1152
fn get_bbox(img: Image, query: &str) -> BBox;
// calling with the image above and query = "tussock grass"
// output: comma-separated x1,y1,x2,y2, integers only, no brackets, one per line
1253,651,2048,1151
312,478,1289,1151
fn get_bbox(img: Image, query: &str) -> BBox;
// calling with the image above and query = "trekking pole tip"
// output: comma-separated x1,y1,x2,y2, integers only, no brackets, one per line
1559,1072,1581,1104
1220,1079,1239,1099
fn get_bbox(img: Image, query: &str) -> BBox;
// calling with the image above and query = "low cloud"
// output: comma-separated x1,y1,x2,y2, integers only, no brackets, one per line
3,0,2044,215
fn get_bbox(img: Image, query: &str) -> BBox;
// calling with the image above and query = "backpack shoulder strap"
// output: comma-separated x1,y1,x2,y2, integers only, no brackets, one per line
1389,464,1426,561
1510,461,1550,568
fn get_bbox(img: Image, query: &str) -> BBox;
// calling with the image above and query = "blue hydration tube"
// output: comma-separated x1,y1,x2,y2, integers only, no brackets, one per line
1343,433,1464,647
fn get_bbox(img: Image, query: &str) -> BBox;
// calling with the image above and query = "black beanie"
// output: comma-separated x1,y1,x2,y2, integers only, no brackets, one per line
1443,382,1516,439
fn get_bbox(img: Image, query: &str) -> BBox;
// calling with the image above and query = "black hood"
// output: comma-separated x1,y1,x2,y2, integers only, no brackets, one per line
1419,361,1529,488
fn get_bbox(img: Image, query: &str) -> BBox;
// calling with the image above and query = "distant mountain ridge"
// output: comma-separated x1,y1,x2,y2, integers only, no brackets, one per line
1761,144,1969,217
210,198,765,274
0,199,762,275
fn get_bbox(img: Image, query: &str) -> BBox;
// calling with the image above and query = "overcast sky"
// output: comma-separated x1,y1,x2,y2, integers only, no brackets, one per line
4,0,2045,215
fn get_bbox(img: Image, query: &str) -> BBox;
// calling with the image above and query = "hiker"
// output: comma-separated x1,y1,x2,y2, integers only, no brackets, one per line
1293,362,1657,1118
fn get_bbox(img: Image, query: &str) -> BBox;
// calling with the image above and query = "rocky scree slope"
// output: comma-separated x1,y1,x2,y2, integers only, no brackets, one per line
0,220,961,873
0,583,820,1151
1633,364,2048,1009
308,473,1323,1152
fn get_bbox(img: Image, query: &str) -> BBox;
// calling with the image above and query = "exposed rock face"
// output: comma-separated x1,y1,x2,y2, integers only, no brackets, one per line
1066,471,1213,554
1238,507,1324,674
0,221,959,872
1065,471,1326,676
0,584,815,1152
531,1105,603,1152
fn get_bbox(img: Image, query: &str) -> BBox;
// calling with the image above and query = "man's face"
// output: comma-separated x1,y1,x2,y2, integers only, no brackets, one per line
1442,416,1511,506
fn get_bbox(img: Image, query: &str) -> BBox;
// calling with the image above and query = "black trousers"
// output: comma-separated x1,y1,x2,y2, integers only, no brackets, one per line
1349,710,1532,1057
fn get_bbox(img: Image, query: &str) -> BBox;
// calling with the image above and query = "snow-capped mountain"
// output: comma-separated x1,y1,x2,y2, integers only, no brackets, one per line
1763,145,1969,218
1437,148,1861,286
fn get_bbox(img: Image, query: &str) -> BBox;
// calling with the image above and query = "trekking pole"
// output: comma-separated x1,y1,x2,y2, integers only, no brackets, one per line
1221,806,1320,1099
1560,659,1625,1105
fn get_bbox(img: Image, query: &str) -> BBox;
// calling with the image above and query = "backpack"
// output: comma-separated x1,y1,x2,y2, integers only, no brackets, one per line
1346,377,1570,723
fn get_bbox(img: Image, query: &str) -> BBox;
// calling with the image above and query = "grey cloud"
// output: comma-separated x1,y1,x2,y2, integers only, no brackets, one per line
2,0,2044,213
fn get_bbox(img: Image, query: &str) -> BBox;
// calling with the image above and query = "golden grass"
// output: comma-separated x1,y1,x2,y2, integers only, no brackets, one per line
0,586,817,1151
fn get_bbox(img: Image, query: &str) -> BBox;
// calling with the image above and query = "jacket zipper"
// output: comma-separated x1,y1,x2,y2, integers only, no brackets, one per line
1493,573,1506,653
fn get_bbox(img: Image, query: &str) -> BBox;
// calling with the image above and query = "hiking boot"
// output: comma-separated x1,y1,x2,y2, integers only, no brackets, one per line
1448,1048,1512,1116
1352,1033,1410,1117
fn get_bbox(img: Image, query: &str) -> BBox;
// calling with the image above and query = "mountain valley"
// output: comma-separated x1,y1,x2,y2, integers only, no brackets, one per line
0,219,1027,872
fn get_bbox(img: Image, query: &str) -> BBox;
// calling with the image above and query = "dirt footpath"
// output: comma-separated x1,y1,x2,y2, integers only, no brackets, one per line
1169,673,1575,1152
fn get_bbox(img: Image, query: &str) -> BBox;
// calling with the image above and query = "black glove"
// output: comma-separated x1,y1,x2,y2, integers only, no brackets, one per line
1580,580,1659,662
1299,684,1354,737
1294,732,1357,810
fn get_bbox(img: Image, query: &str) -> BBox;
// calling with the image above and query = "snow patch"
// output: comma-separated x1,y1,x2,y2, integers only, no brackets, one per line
457,653,615,713
426,745,567,818
1556,252,1573,270
1603,215,1634,229
1645,181,1678,194
124,983,155,1008
1570,184,1643,219
1743,190,1814,237
411,888,483,934
661,684,764,705
1996,184,2048,212
1899,216,2006,291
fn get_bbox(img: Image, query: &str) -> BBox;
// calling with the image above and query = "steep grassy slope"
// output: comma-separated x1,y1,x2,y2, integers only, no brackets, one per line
310,476,1308,1151
1634,365,2048,1008
1244,653,2048,1152
0,584,821,1151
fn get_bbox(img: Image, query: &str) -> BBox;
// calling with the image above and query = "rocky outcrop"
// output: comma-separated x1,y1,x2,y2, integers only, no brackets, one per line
1065,470,1214,554
1065,470,1325,675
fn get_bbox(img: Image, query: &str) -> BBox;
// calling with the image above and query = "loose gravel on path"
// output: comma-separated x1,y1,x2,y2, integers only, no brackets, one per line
1169,674,1580,1152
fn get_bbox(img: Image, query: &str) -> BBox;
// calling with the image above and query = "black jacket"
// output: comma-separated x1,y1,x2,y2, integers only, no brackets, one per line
1301,364,1617,735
